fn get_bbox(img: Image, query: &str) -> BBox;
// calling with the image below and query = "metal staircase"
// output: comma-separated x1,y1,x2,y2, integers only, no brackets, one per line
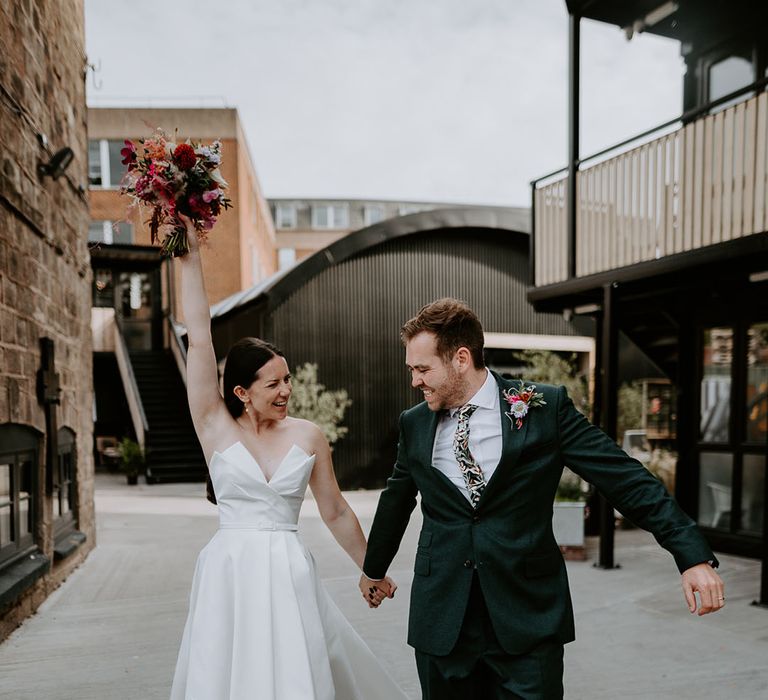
128,350,207,483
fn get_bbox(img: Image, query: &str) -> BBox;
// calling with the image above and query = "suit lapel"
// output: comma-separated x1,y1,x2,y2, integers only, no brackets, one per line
476,372,529,508
418,372,531,510
418,405,475,511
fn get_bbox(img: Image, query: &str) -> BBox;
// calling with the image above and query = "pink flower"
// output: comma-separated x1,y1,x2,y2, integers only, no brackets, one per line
202,188,222,203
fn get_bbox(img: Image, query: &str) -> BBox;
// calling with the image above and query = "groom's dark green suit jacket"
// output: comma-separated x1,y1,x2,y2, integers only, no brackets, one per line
362,373,717,657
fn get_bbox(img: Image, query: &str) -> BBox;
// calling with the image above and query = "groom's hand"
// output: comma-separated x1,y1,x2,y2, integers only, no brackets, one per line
681,563,725,615
359,573,397,608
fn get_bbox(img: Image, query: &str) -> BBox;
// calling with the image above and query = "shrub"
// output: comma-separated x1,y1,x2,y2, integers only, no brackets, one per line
289,363,352,446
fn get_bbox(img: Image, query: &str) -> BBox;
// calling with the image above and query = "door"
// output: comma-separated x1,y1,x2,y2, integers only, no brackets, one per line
695,321,766,550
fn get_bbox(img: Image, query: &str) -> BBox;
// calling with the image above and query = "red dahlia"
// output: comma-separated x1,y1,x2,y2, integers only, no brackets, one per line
173,143,197,170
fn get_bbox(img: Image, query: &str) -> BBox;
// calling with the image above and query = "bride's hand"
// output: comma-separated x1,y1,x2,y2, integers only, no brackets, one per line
177,213,200,254
382,576,397,599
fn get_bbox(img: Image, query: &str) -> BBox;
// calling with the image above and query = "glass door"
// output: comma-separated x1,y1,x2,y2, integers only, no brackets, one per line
696,321,766,541
112,269,163,351
742,322,767,536
697,327,734,529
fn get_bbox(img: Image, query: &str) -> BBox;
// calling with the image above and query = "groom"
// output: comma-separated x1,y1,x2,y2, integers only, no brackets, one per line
359,298,724,699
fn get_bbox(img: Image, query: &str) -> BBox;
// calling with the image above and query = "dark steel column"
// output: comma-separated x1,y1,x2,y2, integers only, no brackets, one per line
754,416,768,607
597,282,619,569
529,180,536,287
567,12,580,280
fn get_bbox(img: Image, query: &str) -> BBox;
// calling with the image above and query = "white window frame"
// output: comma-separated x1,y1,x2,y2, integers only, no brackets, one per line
311,204,349,230
88,139,126,189
364,204,385,227
278,247,297,270
398,204,425,216
251,245,262,283
275,204,297,229
88,220,134,245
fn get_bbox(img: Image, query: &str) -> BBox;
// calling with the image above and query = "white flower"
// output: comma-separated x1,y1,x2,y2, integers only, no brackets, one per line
510,400,528,418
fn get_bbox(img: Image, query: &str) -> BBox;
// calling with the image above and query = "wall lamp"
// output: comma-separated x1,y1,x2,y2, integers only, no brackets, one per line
37,146,74,180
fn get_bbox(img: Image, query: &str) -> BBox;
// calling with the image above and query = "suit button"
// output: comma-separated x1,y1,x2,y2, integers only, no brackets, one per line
464,559,473,568
472,515,480,524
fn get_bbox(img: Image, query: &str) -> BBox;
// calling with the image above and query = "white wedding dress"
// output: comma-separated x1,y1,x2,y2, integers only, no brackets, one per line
170,441,408,700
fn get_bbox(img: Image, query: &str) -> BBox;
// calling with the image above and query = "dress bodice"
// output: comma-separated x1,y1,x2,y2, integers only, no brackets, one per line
209,441,316,528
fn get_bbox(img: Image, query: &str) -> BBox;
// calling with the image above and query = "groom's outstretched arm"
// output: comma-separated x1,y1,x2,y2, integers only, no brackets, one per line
361,414,418,602
557,386,725,614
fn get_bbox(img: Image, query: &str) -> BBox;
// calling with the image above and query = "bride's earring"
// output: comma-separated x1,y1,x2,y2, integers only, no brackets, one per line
244,403,249,415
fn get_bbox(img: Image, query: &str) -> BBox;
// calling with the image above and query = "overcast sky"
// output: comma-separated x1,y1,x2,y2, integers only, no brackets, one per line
84,0,685,207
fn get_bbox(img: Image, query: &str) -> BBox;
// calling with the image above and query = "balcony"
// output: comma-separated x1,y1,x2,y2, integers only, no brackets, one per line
532,88,768,288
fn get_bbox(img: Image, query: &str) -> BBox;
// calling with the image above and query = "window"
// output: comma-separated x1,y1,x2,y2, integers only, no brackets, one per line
364,204,385,227
697,452,734,530
88,221,133,245
746,322,768,443
700,327,732,443
88,140,102,186
53,428,77,538
251,246,261,283
278,248,296,270
0,426,40,568
398,204,426,216
311,204,349,229
92,268,115,308
275,204,297,229
707,50,755,112
88,139,129,188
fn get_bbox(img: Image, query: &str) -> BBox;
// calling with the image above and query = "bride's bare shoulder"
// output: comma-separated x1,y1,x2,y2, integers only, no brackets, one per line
283,417,326,452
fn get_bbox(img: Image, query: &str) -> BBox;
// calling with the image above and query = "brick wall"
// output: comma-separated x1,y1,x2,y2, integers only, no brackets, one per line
0,0,95,640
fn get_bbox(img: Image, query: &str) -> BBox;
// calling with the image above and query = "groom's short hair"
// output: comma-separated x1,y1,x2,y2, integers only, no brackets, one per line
401,298,485,368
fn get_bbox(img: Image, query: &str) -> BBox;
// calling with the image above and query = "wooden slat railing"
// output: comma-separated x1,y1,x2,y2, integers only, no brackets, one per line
534,91,768,286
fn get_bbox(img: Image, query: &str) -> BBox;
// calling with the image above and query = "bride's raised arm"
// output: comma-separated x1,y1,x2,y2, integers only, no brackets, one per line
174,219,229,444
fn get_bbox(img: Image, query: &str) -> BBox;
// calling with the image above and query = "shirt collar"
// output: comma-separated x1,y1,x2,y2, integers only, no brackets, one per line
448,370,498,417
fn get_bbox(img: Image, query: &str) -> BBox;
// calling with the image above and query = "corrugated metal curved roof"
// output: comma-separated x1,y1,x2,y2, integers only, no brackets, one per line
211,206,529,322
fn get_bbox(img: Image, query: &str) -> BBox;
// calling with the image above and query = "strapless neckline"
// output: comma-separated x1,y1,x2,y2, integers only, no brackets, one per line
212,440,312,485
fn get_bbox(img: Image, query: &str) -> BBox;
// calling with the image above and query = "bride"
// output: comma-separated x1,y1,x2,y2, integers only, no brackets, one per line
169,219,407,700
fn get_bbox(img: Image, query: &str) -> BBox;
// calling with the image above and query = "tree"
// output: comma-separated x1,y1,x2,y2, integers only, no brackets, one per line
617,381,644,441
514,349,591,416
288,363,352,446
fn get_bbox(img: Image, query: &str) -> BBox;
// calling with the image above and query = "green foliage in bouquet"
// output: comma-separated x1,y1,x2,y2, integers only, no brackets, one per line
288,363,352,446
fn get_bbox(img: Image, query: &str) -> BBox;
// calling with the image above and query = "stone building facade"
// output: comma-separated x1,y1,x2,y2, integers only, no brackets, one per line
0,0,95,640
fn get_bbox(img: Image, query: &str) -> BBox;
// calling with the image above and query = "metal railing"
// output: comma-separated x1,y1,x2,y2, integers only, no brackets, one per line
532,77,768,287
113,317,149,450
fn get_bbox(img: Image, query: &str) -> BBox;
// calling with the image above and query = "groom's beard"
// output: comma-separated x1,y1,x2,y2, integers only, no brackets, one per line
429,367,469,411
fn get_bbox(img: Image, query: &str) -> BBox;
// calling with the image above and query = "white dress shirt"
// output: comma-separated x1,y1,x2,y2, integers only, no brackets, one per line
432,370,502,503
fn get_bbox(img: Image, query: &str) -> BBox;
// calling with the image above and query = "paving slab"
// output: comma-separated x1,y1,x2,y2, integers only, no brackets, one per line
0,473,765,699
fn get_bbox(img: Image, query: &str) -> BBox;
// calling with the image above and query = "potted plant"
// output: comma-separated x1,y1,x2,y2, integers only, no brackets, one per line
119,437,144,485
553,468,587,559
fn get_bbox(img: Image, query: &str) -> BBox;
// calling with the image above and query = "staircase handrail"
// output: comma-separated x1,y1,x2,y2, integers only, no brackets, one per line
167,313,188,386
112,317,150,451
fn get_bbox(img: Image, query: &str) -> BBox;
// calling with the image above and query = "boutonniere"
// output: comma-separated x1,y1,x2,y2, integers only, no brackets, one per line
502,381,546,429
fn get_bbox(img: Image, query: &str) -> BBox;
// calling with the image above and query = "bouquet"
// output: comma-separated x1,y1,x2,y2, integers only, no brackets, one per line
119,130,231,257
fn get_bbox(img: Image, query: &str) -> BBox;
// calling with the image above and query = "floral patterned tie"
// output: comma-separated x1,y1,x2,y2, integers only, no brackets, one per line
453,404,486,507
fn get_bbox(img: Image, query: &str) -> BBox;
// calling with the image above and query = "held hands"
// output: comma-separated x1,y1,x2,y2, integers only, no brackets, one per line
358,573,397,609
681,563,725,615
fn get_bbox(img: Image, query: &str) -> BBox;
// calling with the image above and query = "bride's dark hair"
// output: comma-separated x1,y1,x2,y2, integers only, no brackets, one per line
222,337,285,417
205,337,285,504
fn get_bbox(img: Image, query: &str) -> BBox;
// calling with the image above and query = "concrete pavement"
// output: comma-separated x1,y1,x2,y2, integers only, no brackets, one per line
0,473,766,699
